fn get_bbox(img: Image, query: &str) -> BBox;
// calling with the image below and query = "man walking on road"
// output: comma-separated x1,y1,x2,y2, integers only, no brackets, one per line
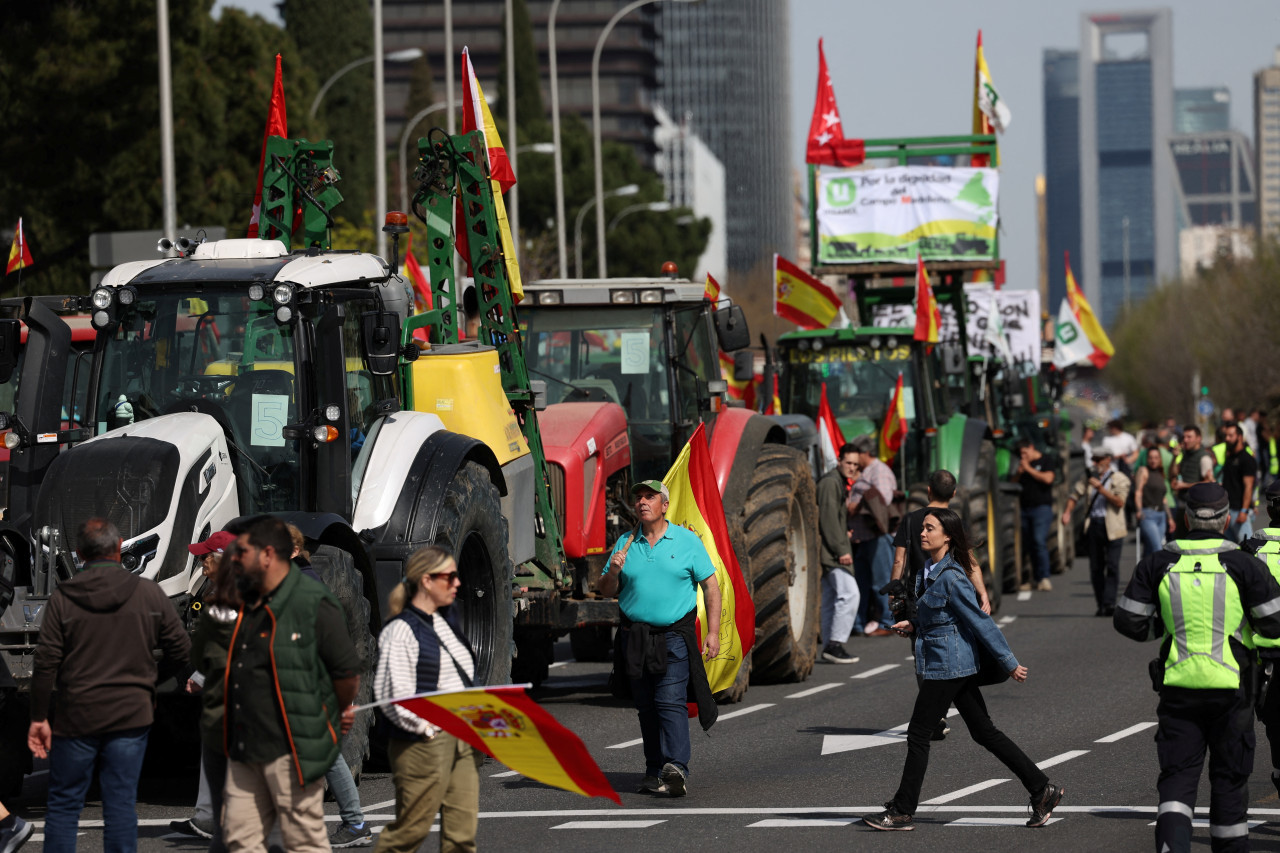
1115,483,1280,853
818,444,860,664
1012,438,1057,592
1219,422,1257,544
221,517,363,853
1063,448,1130,616
28,518,191,853
599,480,720,797
889,469,990,613
847,434,898,635
1173,425,1215,536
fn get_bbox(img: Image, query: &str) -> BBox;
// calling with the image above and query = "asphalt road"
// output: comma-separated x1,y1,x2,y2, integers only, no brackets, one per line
11,538,1280,852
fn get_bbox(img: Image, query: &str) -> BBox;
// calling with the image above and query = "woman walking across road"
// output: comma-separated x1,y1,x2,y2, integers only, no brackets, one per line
1134,446,1175,557
373,546,481,853
863,508,1065,831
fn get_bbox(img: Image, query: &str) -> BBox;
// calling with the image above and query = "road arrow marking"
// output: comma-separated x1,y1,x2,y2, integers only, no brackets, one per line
821,709,959,755
749,818,855,827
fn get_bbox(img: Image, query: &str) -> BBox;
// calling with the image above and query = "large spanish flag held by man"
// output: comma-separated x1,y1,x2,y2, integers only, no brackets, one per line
1064,251,1114,369
663,423,755,694
361,685,619,804
457,47,524,302
816,382,845,473
774,254,841,330
880,371,907,463
913,252,941,345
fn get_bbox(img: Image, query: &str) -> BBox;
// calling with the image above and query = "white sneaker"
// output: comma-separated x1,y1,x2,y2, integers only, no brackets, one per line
1037,578,1052,592
863,620,880,635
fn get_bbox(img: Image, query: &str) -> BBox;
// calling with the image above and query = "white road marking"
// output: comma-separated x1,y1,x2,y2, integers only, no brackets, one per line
905,655,915,660
749,818,854,827
998,615,1018,625
606,737,645,749
718,703,776,721
786,683,844,699
921,778,1010,805
1096,721,1157,742
1016,591,1032,602
852,663,900,679
362,800,396,812
1146,819,1264,829
821,709,959,755
1036,749,1090,769
549,660,573,669
553,820,666,829
491,770,521,777
950,816,1060,826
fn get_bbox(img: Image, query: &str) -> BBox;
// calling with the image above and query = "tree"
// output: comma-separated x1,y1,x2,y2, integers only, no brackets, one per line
0,0,316,294
281,0,375,217
496,0,544,130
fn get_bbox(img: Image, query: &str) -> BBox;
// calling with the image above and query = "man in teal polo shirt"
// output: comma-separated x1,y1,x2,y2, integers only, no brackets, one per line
599,479,721,798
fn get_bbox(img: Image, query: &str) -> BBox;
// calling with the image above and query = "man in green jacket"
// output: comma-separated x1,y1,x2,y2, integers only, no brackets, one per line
222,517,362,853
818,443,861,664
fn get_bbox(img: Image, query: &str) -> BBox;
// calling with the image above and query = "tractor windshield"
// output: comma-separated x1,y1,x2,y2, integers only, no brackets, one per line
784,342,915,421
94,290,302,514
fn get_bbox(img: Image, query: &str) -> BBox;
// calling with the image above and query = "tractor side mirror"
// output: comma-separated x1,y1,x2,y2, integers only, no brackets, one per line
714,305,750,352
0,320,19,385
360,311,402,376
732,350,754,383
941,343,966,375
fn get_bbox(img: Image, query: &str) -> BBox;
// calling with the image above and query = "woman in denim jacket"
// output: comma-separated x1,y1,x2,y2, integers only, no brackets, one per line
863,507,1065,832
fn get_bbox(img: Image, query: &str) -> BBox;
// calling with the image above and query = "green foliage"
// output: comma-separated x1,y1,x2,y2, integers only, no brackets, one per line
0,0,315,295
496,0,544,129
1108,240,1280,422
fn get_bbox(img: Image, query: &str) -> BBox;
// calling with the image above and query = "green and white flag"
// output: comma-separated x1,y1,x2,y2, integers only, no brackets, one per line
1053,297,1093,369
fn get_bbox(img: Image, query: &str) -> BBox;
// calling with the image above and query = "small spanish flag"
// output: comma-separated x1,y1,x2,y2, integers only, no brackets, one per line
765,374,782,416
1064,251,1113,369
704,272,721,302
816,382,846,472
6,218,34,275
913,252,941,345
663,422,755,694
719,350,756,410
403,234,432,312
879,371,907,463
365,685,619,804
774,254,840,330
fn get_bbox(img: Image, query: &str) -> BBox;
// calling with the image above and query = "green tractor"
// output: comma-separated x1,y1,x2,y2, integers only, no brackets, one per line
774,276,1007,612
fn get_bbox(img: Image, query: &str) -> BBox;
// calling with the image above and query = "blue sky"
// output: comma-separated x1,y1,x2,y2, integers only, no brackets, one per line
216,0,1279,292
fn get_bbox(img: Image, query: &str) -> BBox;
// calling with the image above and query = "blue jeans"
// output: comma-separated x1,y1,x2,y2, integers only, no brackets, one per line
326,753,364,825
854,534,894,630
1138,511,1168,557
1227,509,1254,544
45,725,150,853
1020,504,1054,582
629,630,692,777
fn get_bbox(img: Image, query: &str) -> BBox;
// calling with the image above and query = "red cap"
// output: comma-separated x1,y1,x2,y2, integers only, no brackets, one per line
188,530,236,557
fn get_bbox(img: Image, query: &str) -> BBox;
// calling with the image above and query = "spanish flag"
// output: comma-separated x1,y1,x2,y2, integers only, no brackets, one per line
913,252,941,345
719,350,756,410
663,422,755,693
403,233,432,312
458,47,524,302
1064,251,1113,369
880,371,907,463
774,254,840,330
704,272,721,302
816,382,845,472
248,54,288,239
6,218,33,275
363,685,619,804
765,374,782,416
971,30,1010,167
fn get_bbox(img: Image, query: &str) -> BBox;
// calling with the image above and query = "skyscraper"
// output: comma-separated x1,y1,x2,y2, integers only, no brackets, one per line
656,0,794,285
1256,48,1280,237
1078,9,1175,326
1174,87,1230,134
1043,49,1081,311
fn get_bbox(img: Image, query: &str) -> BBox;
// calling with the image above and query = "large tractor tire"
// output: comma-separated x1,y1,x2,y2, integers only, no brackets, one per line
743,444,821,684
311,544,376,781
996,485,1022,593
430,461,514,687
955,440,1001,614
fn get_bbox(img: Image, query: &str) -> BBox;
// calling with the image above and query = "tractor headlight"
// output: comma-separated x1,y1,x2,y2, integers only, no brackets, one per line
272,284,294,305
248,284,265,302
91,288,113,310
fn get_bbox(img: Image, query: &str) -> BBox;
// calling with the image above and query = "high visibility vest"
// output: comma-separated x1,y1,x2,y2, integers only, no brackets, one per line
1270,438,1279,476
1158,538,1254,689
1213,442,1254,478
1251,529,1280,650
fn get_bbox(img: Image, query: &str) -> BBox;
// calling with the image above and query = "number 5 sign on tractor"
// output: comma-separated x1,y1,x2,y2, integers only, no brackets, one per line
251,394,289,447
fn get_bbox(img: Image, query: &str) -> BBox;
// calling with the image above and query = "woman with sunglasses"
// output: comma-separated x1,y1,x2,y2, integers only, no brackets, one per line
373,546,480,853
863,507,1064,832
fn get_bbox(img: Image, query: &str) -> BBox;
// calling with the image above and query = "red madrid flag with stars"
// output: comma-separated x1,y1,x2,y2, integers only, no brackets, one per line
806,38,864,167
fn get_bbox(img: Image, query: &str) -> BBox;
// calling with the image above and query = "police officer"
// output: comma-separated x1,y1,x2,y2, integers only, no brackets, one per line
1114,483,1280,853
1241,480,1280,797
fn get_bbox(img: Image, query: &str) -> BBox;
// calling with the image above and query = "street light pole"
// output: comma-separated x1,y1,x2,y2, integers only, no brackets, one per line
444,0,456,134
575,184,638,278
1122,215,1131,315
548,0,568,278
399,101,449,215
309,49,423,121
374,0,388,260
157,0,176,247
592,0,696,277
608,201,672,231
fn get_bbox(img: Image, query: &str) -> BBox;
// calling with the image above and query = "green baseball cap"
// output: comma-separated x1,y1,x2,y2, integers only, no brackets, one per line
630,479,670,501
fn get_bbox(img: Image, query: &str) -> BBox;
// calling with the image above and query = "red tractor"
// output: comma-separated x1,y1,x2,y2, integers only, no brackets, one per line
517,273,821,696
